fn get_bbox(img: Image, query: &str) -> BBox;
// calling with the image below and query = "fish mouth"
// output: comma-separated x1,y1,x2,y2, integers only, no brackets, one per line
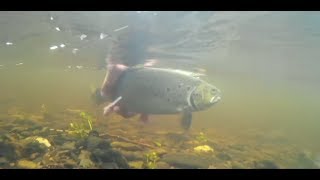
210,96,221,104
210,90,221,104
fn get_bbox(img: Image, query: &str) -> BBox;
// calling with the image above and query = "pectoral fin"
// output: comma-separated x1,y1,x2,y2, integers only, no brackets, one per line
103,96,122,116
181,110,192,131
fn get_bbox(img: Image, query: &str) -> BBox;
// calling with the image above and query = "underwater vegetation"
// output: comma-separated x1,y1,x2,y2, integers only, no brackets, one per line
195,132,208,143
68,112,94,138
143,152,160,169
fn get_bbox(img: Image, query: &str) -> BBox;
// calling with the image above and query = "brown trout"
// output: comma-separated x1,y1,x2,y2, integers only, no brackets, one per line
94,64,221,130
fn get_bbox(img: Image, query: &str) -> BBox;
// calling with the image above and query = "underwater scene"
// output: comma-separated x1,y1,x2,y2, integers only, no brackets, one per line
0,11,320,169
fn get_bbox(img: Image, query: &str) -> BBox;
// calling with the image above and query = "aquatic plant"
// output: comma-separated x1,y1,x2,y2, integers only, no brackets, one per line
153,141,162,147
68,112,94,138
143,152,160,169
196,132,208,143
79,112,93,131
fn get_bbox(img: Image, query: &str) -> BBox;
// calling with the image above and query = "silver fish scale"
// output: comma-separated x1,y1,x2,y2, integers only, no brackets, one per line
115,67,202,114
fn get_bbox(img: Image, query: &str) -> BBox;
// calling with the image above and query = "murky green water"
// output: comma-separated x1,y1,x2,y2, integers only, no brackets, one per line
0,11,320,169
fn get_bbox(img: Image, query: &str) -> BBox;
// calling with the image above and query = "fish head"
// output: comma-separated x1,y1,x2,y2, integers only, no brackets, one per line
190,82,221,111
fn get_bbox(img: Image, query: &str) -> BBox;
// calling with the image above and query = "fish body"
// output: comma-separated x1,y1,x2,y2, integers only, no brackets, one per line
96,64,221,130
113,67,221,115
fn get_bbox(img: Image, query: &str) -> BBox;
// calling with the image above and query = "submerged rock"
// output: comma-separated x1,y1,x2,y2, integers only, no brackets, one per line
61,158,78,168
118,150,144,161
30,153,41,160
128,161,144,169
20,131,33,137
110,151,129,169
106,151,129,169
12,118,38,126
194,145,214,153
91,149,129,169
101,162,119,169
231,161,247,169
52,134,70,146
162,153,216,169
17,160,40,169
165,133,190,145
0,140,17,161
154,148,167,157
111,141,143,151
253,160,279,169
86,134,111,151
217,153,232,161
295,152,319,168
229,144,246,152
21,137,50,157
9,127,28,133
35,137,51,147
52,130,126,169
61,141,76,150
78,150,95,168
74,139,86,149
35,127,50,136
156,161,171,169
0,157,9,167
91,149,114,162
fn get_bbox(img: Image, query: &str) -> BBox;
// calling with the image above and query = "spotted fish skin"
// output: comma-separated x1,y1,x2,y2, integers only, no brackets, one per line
113,67,207,115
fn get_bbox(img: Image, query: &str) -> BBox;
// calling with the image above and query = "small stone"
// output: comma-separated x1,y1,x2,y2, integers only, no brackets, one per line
61,141,76,150
217,153,232,161
91,149,113,162
20,131,32,137
30,153,40,160
111,141,143,151
35,137,51,147
62,159,77,168
128,161,144,169
118,150,144,161
154,148,167,157
156,161,171,169
22,140,47,157
253,160,279,169
296,152,319,168
88,130,99,137
231,161,246,169
0,141,17,160
162,152,215,169
53,135,70,146
101,162,119,169
0,157,8,166
194,145,214,153
78,150,95,168
33,157,43,163
17,160,40,169
112,151,129,169
229,144,246,152
86,135,111,151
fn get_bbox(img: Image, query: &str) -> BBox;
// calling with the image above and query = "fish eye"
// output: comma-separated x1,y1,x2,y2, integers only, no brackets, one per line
211,89,216,93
